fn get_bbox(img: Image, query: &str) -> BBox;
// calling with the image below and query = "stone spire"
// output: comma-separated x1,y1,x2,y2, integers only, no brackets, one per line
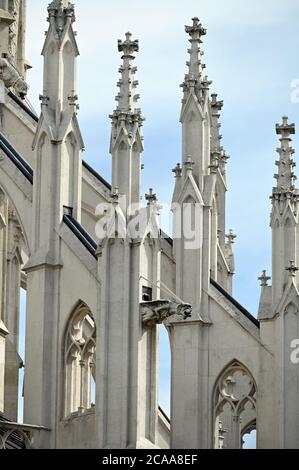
211,93,229,176
211,94,223,148
273,116,296,194
41,0,79,116
181,17,212,105
31,0,83,248
179,17,212,183
185,17,206,80
115,32,140,113
110,33,144,213
270,117,299,307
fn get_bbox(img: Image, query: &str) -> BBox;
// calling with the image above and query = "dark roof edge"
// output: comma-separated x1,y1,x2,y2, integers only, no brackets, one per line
210,278,260,329
82,160,111,191
158,406,170,425
63,214,97,259
160,230,173,247
0,131,33,184
7,91,39,123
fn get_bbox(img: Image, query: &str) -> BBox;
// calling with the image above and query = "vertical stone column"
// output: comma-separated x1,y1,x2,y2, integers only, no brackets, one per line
0,321,8,413
0,189,7,323
4,205,22,421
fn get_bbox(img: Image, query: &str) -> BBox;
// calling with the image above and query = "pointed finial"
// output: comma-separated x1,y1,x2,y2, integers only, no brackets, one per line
273,116,297,193
172,163,182,178
226,230,236,245
276,116,295,138
202,75,212,90
286,261,299,277
184,17,206,82
258,270,271,287
118,31,139,57
185,17,207,43
114,32,140,113
145,188,157,206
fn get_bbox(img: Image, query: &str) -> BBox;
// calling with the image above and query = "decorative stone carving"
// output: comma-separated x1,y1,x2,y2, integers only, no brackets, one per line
0,420,33,449
64,302,96,416
8,0,21,61
145,188,157,206
258,270,271,287
47,0,75,40
286,260,299,277
0,57,28,97
214,361,257,449
140,300,192,328
274,117,296,194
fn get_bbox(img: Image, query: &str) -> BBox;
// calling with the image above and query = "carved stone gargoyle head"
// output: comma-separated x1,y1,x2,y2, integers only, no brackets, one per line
140,300,192,328
0,58,29,98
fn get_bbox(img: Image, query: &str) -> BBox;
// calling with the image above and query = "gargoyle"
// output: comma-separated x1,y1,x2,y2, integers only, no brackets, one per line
140,300,192,328
0,58,29,98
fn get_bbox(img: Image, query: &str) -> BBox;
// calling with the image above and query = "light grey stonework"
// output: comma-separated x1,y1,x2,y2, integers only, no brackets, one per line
0,4,298,450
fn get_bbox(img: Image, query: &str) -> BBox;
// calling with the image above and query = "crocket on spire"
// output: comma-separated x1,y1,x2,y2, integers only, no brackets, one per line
181,17,212,103
274,116,297,193
115,32,140,113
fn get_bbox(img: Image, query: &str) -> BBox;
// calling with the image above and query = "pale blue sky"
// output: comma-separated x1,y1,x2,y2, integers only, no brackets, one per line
20,1,299,445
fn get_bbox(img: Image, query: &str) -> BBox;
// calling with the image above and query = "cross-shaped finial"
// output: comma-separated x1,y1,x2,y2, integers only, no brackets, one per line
185,17,207,40
145,188,157,206
258,270,271,287
184,156,195,173
226,230,236,245
118,32,139,56
172,163,182,178
276,116,295,138
286,261,299,277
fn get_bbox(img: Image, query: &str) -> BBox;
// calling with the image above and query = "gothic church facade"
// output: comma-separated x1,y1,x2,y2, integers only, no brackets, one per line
0,0,298,449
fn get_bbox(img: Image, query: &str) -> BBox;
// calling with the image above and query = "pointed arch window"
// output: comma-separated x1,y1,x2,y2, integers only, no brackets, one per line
213,361,257,449
64,302,96,416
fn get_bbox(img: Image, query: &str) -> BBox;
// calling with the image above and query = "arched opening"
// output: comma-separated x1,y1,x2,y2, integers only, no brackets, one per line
64,302,96,417
242,420,257,449
159,325,171,417
213,360,257,449
0,187,29,423
17,287,26,423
